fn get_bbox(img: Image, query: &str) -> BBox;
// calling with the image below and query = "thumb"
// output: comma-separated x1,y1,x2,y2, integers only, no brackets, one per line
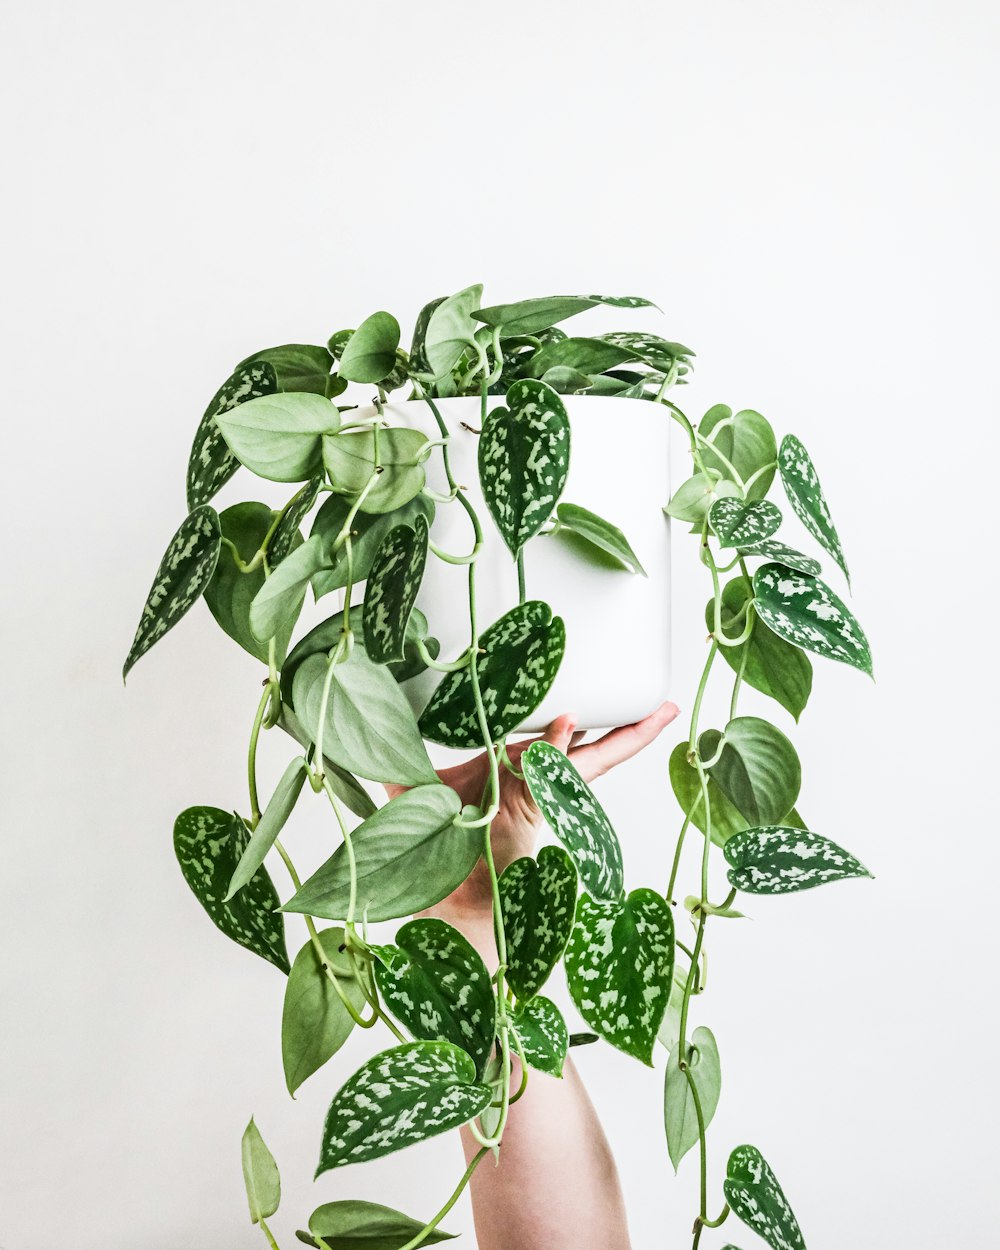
539,712,578,756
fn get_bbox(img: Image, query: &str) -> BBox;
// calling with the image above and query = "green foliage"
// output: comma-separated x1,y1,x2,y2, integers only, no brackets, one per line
216,391,341,482
724,1145,806,1250
664,1026,721,1172
499,846,577,1000
698,716,801,828
310,492,435,599
362,516,429,664
723,825,872,894
709,497,782,548
338,312,402,384
753,564,873,675
226,756,308,900
241,1118,280,1224
473,293,655,336
423,284,483,380
282,928,366,1095
665,471,740,525
698,405,777,501
550,501,646,573
237,343,336,395
669,741,750,847
779,433,850,584
323,427,428,513
297,1200,455,1249
187,360,278,510
511,996,569,1077
249,534,328,644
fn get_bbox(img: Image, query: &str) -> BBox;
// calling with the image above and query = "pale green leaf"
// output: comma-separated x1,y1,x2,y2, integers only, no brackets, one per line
724,825,872,895
338,312,402,384
275,705,376,821
249,534,329,643
552,502,646,574
310,493,435,600
323,427,428,514
216,392,341,482
538,365,594,393
665,472,740,525
473,294,655,337
699,716,801,827
408,297,445,375
511,996,568,1077
725,1145,806,1250
779,433,849,584
362,516,429,664
424,284,483,380
698,406,777,501
242,1118,280,1224
499,846,577,1001
300,1199,455,1249
664,1026,722,1172
709,498,782,548
187,361,278,510
282,928,366,1095
737,539,820,576
236,343,335,396
226,756,308,901
753,564,872,675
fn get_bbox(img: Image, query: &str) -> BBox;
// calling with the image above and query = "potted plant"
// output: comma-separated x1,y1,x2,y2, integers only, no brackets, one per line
125,285,873,1250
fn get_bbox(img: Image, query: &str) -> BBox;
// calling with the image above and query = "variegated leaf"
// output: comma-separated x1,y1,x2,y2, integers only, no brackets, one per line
249,534,329,644
310,492,435,600
216,392,341,482
724,1145,806,1250
317,1041,492,1172
664,1026,722,1172
524,336,635,379
362,516,429,664
408,296,446,375
598,330,695,369
323,427,428,514
564,889,674,1065
418,600,565,749
779,433,849,584
269,475,323,566
186,360,278,510
236,343,334,395
123,505,221,679
226,756,308,901
710,498,782,548
699,716,801,827
753,564,872,675
241,1118,280,1224
473,294,656,336
283,785,480,922
300,1200,455,1249
724,825,872,895
511,995,568,1077
479,379,570,558
499,846,578,1000
375,918,496,1075
521,742,623,902
282,927,366,1095
737,538,820,576
173,806,289,973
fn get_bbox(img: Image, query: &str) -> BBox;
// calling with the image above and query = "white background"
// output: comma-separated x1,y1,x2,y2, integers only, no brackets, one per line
2,2,997,1247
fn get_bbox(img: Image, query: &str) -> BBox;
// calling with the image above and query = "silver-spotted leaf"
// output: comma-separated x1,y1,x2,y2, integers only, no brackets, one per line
499,846,578,1000
123,506,221,679
479,380,570,558
724,1145,806,1250
669,741,749,847
338,312,401,384
737,539,820,576
552,502,646,574
249,534,329,644
419,600,565,748
187,361,278,509
724,825,872,895
523,336,636,379
310,493,435,600
362,516,429,664
698,406,777,502
511,995,568,1077
699,717,801,827
521,742,623,902
283,785,480,922
270,475,323,566
323,428,428,514
375,918,496,1075
753,564,872,676
473,294,656,337
709,498,782,548
282,928,367,1095
664,1026,722,1172
216,392,341,482
301,1199,455,1249
227,756,308,901
237,343,335,396
779,434,849,584
598,330,694,370
317,1041,492,1172
173,807,289,973
564,889,674,1065
242,1118,280,1224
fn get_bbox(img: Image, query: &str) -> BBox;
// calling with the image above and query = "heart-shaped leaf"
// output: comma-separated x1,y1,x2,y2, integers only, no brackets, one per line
237,343,335,395
551,502,646,574
123,506,221,679
299,1199,455,1249
479,380,570,558
338,312,402,384
664,1026,722,1172
737,539,820,576
521,742,623,902
724,1145,806,1250
698,717,801,827
709,579,813,721
292,648,437,787
709,498,782,548
187,361,278,509
698,406,777,501
317,1041,492,1172
282,928,367,1095
323,428,428,514
473,294,655,337
524,336,636,379
669,742,749,847
216,392,341,482
283,785,481,922
309,493,435,600
269,475,323,566
724,825,872,895
242,1118,280,1223
227,756,308,901
419,600,565,748
173,807,289,973
423,285,483,380
779,434,849,584
375,918,496,1075
753,564,872,676
511,996,568,1077
362,516,429,664
249,534,329,643
665,472,741,525
564,889,674,1065
499,846,578,1000
275,705,376,821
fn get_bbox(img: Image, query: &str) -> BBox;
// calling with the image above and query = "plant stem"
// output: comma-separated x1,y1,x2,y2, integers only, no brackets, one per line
247,684,272,826
516,550,526,603
258,1216,281,1250
396,1147,489,1250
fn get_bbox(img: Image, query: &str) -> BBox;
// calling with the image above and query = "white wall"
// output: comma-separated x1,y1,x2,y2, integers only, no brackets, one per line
2,2,997,1247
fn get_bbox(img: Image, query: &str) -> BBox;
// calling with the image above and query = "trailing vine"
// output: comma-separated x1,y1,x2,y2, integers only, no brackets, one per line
126,286,872,1250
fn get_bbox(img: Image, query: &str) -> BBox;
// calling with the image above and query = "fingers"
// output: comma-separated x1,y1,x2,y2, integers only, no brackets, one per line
568,700,680,783
506,712,579,764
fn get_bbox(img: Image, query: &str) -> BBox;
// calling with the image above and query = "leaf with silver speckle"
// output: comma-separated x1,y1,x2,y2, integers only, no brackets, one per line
270,475,323,566
499,847,577,1000
317,1041,492,1172
564,889,674,1065
724,825,872,895
236,343,334,396
186,361,278,510
724,1145,806,1250
511,996,568,1077
753,564,872,675
710,498,782,548
123,505,221,679
173,806,289,973
737,539,820,576
363,517,429,664
473,294,656,337
779,433,849,584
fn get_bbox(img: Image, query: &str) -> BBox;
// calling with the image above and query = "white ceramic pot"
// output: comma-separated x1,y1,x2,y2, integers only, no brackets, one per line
355,394,671,734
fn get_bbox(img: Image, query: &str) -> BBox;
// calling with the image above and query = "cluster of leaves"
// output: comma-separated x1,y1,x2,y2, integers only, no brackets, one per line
126,284,872,1250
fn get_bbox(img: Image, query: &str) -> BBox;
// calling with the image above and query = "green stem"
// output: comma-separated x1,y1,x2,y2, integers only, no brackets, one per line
258,1216,281,1250
395,1148,489,1250
516,550,526,603
247,684,272,826
415,637,471,673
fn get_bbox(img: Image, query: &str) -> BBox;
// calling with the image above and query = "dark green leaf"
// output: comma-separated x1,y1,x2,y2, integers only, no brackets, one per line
538,365,593,393
665,472,740,525
724,825,872,894
669,742,749,848
375,918,496,1075
779,434,850,585
724,1145,806,1250
282,928,367,1095
326,331,353,361
339,312,402,384
408,297,445,375
737,539,820,575
709,498,782,548
362,517,429,664
123,506,221,679
698,716,801,827
323,428,428,514
216,392,341,482
473,294,655,337
283,785,480,922
698,406,777,501
419,601,565,749
242,1118,280,1223
551,502,646,574
753,564,872,675
302,1199,455,1249
664,1026,722,1172
187,361,278,510
237,344,334,395
564,889,674,1065
479,380,570,558
521,742,623,902
249,534,329,643
310,493,435,600
226,757,308,901
424,284,483,380
499,846,578,1000
270,476,323,566
524,337,635,379
511,996,568,1077
598,331,694,369
317,1041,492,1172
173,807,288,973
